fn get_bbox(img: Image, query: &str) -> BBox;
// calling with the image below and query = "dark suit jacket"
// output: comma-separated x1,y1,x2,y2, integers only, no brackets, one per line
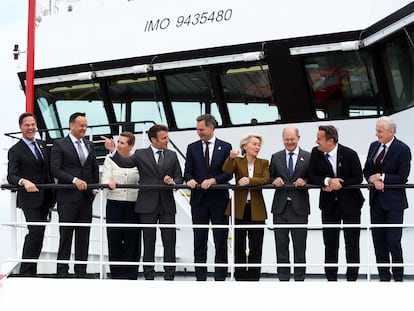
51,136,99,202
308,144,364,215
363,138,411,210
222,156,269,221
7,139,55,209
184,138,232,207
270,148,311,216
112,147,183,214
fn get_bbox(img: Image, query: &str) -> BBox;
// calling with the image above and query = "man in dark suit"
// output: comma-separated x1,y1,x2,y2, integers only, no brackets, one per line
363,116,411,281
7,112,55,276
102,124,183,280
270,126,310,281
51,112,99,278
308,125,364,281
184,114,232,281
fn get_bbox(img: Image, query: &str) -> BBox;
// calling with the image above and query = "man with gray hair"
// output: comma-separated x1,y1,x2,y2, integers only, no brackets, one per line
363,116,411,281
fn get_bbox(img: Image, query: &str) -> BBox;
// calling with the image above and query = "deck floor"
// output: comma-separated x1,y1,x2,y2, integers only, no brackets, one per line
1,277,413,310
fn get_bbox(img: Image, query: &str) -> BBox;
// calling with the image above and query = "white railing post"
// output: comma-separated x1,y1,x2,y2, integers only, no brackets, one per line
99,188,105,279
9,191,17,259
366,204,372,282
230,195,235,280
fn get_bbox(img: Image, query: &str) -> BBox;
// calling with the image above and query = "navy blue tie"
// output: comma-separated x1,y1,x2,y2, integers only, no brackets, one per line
288,152,294,177
325,153,334,176
32,141,44,167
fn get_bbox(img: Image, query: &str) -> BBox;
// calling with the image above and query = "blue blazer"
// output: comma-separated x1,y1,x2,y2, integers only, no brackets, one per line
184,138,232,207
7,139,55,209
363,138,411,210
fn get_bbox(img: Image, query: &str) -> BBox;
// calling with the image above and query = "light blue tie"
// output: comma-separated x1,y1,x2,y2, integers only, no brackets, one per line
76,140,86,165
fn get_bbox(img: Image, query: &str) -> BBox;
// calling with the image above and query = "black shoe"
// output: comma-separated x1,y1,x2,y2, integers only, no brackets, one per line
75,272,88,279
56,271,69,278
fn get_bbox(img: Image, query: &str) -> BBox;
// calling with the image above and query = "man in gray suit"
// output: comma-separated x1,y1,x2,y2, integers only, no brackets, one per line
102,124,183,280
270,126,311,281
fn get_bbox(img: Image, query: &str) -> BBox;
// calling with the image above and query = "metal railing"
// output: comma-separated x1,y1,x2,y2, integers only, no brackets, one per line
1,182,413,281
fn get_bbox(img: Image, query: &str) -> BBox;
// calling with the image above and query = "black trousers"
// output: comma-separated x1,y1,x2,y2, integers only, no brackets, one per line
322,201,360,281
20,203,50,276
371,202,404,281
106,200,141,280
234,203,264,281
56,195,92,277
192,199,228,281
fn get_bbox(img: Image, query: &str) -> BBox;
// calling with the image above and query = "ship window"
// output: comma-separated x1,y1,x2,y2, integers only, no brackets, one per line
171,101,222,128
166,70,223,127
381,31,414,112
36,82,109,138
55,99,109,136
130,101,167,130
38,97,61,138
304,52,380,119
220,64,279,124
109,76,167,130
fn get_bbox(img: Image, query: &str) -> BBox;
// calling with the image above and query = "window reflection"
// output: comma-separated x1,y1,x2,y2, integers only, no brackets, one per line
304,52,380,119
220,64,278,124
382,32,414,111
37,82,109,138
166,70,223,127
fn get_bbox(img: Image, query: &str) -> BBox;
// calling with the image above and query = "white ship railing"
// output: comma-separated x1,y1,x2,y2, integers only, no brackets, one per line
1,183,413,281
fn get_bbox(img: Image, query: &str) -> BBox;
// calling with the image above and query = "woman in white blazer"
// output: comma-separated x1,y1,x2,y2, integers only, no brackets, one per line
101,132,141,279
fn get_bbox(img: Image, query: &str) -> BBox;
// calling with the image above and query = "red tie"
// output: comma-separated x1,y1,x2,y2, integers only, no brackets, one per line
375,144,386,171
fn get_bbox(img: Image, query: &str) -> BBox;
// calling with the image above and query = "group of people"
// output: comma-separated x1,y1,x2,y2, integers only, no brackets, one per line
7,111,411,282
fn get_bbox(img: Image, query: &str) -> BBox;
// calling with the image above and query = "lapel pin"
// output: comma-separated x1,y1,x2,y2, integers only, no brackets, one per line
218,146,221,150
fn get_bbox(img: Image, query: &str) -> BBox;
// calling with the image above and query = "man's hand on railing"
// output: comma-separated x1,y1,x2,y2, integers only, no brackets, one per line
74,178,88,191
323,177,344,192
272,177,284,187
21,179,39,192
186,179,197,189
293,178,306,187
200,178,216,190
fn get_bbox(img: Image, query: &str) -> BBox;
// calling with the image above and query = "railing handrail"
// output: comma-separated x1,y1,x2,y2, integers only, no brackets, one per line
2,183,414,191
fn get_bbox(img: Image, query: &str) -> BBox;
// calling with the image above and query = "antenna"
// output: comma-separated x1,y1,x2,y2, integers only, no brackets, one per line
13,44,26,60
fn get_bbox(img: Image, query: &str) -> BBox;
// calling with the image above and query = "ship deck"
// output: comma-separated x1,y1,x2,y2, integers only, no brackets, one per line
1,277,413,310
